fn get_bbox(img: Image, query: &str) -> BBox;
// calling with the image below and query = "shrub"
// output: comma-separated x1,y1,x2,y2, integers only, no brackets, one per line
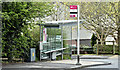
93,44,118,54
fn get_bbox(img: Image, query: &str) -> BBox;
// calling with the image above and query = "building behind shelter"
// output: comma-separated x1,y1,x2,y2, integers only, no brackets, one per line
63,25,93,47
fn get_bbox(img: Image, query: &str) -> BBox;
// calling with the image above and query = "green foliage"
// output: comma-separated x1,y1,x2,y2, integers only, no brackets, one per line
47,28,61,35
82,45,90,49
2,2,53,62
30,26,40,42
63,47,71,59
63,54,71,60
91,34,97,47
56,56,62,60
93,44,118,54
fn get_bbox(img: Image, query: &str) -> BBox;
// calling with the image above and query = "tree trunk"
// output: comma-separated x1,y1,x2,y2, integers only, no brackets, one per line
100,38,105,45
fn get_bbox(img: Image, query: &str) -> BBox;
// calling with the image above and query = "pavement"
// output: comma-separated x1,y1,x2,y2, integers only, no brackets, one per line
85,55,118,68
80,55,119,70
72,55,109,59
2,55,116,70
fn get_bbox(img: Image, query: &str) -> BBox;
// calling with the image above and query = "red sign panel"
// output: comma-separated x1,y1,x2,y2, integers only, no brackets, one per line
70,5,77,9
70,5,77,17
70,15,77,17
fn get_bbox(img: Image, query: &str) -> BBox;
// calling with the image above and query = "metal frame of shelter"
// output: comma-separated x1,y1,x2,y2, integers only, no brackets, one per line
38,20,82,61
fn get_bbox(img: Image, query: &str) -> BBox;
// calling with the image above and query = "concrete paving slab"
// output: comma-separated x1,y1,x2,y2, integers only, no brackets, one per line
72,55,109,59
86,55,118,68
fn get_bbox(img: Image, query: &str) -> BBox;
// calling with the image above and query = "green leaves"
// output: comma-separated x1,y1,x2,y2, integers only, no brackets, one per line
2,2,54,62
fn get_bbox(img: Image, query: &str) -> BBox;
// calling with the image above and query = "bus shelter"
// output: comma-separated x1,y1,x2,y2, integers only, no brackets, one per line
38,20,82,61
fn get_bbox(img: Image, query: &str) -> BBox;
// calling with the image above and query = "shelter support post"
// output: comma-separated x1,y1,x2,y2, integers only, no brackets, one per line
50,28,52,61
39,24,41,61
61,24,63,60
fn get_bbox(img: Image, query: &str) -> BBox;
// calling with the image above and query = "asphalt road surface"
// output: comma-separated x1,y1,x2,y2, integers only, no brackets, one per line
80,55,119,70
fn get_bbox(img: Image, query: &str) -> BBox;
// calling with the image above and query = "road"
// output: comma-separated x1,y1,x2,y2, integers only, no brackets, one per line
80,55,119,70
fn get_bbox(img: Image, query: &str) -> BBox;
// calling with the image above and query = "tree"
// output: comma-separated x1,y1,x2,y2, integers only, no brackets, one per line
2,2,53,62
80,2,118,45
91,34,97,47
63,2,119,45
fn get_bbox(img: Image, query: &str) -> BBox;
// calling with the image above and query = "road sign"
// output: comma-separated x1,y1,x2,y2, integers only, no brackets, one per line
70,5,77,17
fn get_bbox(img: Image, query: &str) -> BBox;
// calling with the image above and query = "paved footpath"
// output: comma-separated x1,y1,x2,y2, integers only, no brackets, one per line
2,55,112,70
80,55,119,70
86,55,118,68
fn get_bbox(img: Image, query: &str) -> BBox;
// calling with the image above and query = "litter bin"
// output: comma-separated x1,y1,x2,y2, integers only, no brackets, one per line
30,48,35,62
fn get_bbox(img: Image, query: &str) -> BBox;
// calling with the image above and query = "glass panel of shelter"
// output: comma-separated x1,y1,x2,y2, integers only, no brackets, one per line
40,25,62,60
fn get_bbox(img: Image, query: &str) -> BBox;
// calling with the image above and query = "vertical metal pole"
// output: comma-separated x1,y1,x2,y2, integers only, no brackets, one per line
54,28,56,50
54,28,56,60
61,24,63,60
76,5,81,65
50,28,52,61
39,25,41,61
70,26,72,57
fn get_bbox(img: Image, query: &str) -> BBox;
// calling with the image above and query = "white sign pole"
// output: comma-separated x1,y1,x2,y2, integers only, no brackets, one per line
76,5,81,65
